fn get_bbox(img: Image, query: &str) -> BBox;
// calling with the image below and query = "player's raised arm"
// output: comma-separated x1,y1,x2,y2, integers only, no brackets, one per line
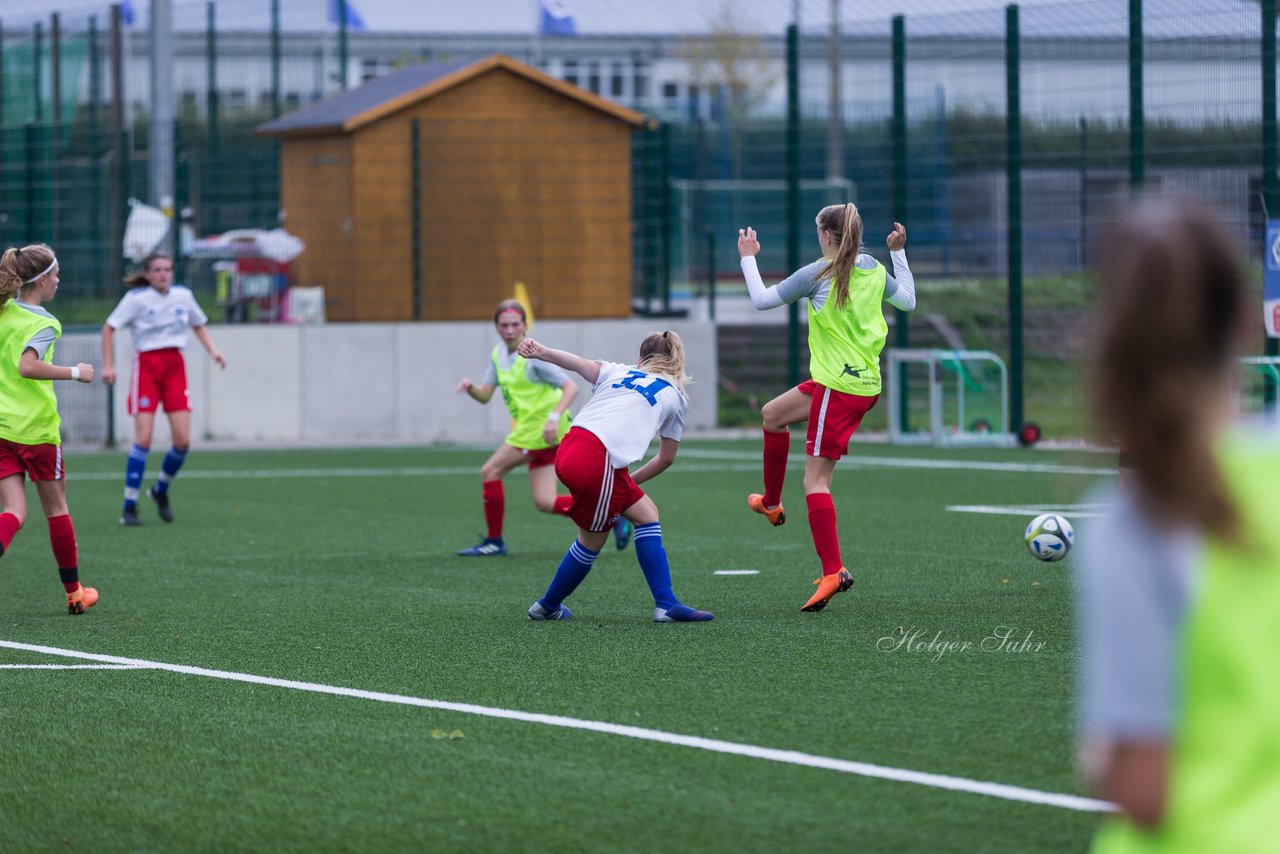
517,338,601,385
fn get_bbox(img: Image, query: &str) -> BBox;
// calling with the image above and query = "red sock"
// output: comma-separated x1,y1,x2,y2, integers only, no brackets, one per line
805,493,844,576
48,514,81,593
762,429,790,507
553,495,573,515
482,480,505,539
0,512,20,554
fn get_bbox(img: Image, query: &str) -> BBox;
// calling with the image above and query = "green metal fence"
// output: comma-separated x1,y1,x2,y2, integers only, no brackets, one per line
1,0,1277,442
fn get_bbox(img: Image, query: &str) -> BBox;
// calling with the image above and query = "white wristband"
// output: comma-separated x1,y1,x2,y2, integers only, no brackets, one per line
69,366,80,381
546,413,560,422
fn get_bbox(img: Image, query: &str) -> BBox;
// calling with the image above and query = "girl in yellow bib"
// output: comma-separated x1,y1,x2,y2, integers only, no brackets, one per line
1078,200,1280,851
0,244,100,615
737,204,916,612
456,300,632,556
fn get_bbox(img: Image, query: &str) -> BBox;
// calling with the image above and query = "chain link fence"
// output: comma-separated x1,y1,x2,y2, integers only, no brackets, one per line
1,0,1275,442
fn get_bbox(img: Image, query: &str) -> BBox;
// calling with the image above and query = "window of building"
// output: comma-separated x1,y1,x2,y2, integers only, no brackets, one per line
633,60,650,104
563,60,578,86
610,61,625,97
587,61,601,94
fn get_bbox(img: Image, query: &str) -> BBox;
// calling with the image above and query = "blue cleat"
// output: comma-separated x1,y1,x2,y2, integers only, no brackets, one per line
653,603,714,623
613,517,634,551
527,601,573,621
457,536,508,557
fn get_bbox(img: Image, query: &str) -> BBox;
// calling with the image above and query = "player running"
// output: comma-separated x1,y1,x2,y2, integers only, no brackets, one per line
456,299,631,556
737,204,916,612
518,331,712,623
0,244,100,615
101,253,226,526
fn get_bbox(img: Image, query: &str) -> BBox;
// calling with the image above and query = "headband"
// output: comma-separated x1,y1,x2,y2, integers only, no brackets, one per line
23,257,58,284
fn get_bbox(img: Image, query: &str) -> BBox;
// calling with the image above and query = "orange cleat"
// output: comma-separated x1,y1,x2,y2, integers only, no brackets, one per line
747,493,786,527
801,568,853,613
67,586,99,616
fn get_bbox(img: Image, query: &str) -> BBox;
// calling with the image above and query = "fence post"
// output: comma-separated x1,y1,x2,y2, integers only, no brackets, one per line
411,118,423,321
1006,4,1024,434
0,20,5,137
50,13,62,245
1265,0,1279,380
271,0,282,116
892,14,909,431
705,226,716,322
24,122,36,244
206,1,218,155
659,121,672,313
339,0,349,91
33,22,43,123
786,23,801,388
1128,0,1143,190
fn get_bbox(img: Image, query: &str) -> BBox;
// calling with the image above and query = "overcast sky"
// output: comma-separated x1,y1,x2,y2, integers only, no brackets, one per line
0,0,1264,38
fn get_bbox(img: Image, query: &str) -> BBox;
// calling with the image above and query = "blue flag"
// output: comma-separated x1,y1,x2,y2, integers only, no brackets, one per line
120,0,136,27
539,0,577,36
328,0,367,31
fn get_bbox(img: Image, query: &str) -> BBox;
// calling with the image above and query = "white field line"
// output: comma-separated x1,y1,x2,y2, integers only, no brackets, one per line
0,639,1113,815
947,505,1110,518
0,663,151,670
66,452,1113,483
680,448,1115,476
713,570,760,576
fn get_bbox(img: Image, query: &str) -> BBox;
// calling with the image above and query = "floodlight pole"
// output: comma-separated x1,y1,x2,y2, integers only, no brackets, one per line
150,0,175,255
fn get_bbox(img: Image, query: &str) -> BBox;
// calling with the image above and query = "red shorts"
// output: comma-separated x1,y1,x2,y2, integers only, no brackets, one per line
554,427,646,532
521,445,559,470
798,380,879,460
0,439,65,481
128,348,190,415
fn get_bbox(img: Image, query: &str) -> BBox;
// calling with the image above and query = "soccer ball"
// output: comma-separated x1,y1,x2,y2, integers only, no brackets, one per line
1025,513,1074,562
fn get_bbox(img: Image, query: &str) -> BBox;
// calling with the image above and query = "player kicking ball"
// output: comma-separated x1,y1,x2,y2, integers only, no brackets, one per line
518,332,712,623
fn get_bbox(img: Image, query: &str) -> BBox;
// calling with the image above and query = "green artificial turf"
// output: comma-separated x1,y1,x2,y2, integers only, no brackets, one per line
0,440,1110,852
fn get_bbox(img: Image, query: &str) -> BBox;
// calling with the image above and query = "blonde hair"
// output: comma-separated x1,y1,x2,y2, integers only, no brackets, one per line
0,243,56,312
638,330,690,394
814,203,864,310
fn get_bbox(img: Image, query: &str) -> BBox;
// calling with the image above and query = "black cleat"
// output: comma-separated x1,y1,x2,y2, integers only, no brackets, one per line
147,486,174,523
120,505,142,526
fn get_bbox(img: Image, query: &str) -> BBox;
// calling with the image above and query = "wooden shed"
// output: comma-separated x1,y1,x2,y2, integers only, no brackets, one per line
257,55,650,322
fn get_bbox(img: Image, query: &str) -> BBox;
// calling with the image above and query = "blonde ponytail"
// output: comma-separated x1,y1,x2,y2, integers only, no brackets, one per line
814,203,864,309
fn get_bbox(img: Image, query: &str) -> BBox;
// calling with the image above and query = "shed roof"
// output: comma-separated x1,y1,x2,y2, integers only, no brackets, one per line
258,54,650,137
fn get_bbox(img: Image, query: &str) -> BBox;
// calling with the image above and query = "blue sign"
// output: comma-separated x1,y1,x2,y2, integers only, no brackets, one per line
1268,221,1280,337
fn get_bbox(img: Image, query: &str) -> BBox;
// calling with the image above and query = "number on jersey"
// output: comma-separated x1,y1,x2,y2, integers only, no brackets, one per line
612,370,670,406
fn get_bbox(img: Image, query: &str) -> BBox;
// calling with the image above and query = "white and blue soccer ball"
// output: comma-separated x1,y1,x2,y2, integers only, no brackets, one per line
1025,513,1074,562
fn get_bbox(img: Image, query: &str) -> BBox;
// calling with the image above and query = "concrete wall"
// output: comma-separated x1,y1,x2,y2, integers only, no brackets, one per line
72,320,716,448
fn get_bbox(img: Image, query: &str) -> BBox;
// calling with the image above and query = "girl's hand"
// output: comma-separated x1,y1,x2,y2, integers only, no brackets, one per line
74,363,95,384
212,351,228,369
456,378,473,394
542,422,559,444
886,222,907,251
518,338,546,360
738,227,761,258
101,366,117,386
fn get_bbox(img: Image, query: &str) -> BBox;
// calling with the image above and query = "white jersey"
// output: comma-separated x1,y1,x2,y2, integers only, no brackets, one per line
572,361,687,469
105,286,208,352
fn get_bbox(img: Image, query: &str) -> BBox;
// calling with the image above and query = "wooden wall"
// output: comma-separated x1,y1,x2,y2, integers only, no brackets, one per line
277,136,355,316
350,68,636,322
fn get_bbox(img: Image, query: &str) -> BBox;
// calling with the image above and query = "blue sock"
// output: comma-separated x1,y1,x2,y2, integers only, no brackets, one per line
634,522,677,609
154,446,188,495
540,540,600,610
123,444,149,509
